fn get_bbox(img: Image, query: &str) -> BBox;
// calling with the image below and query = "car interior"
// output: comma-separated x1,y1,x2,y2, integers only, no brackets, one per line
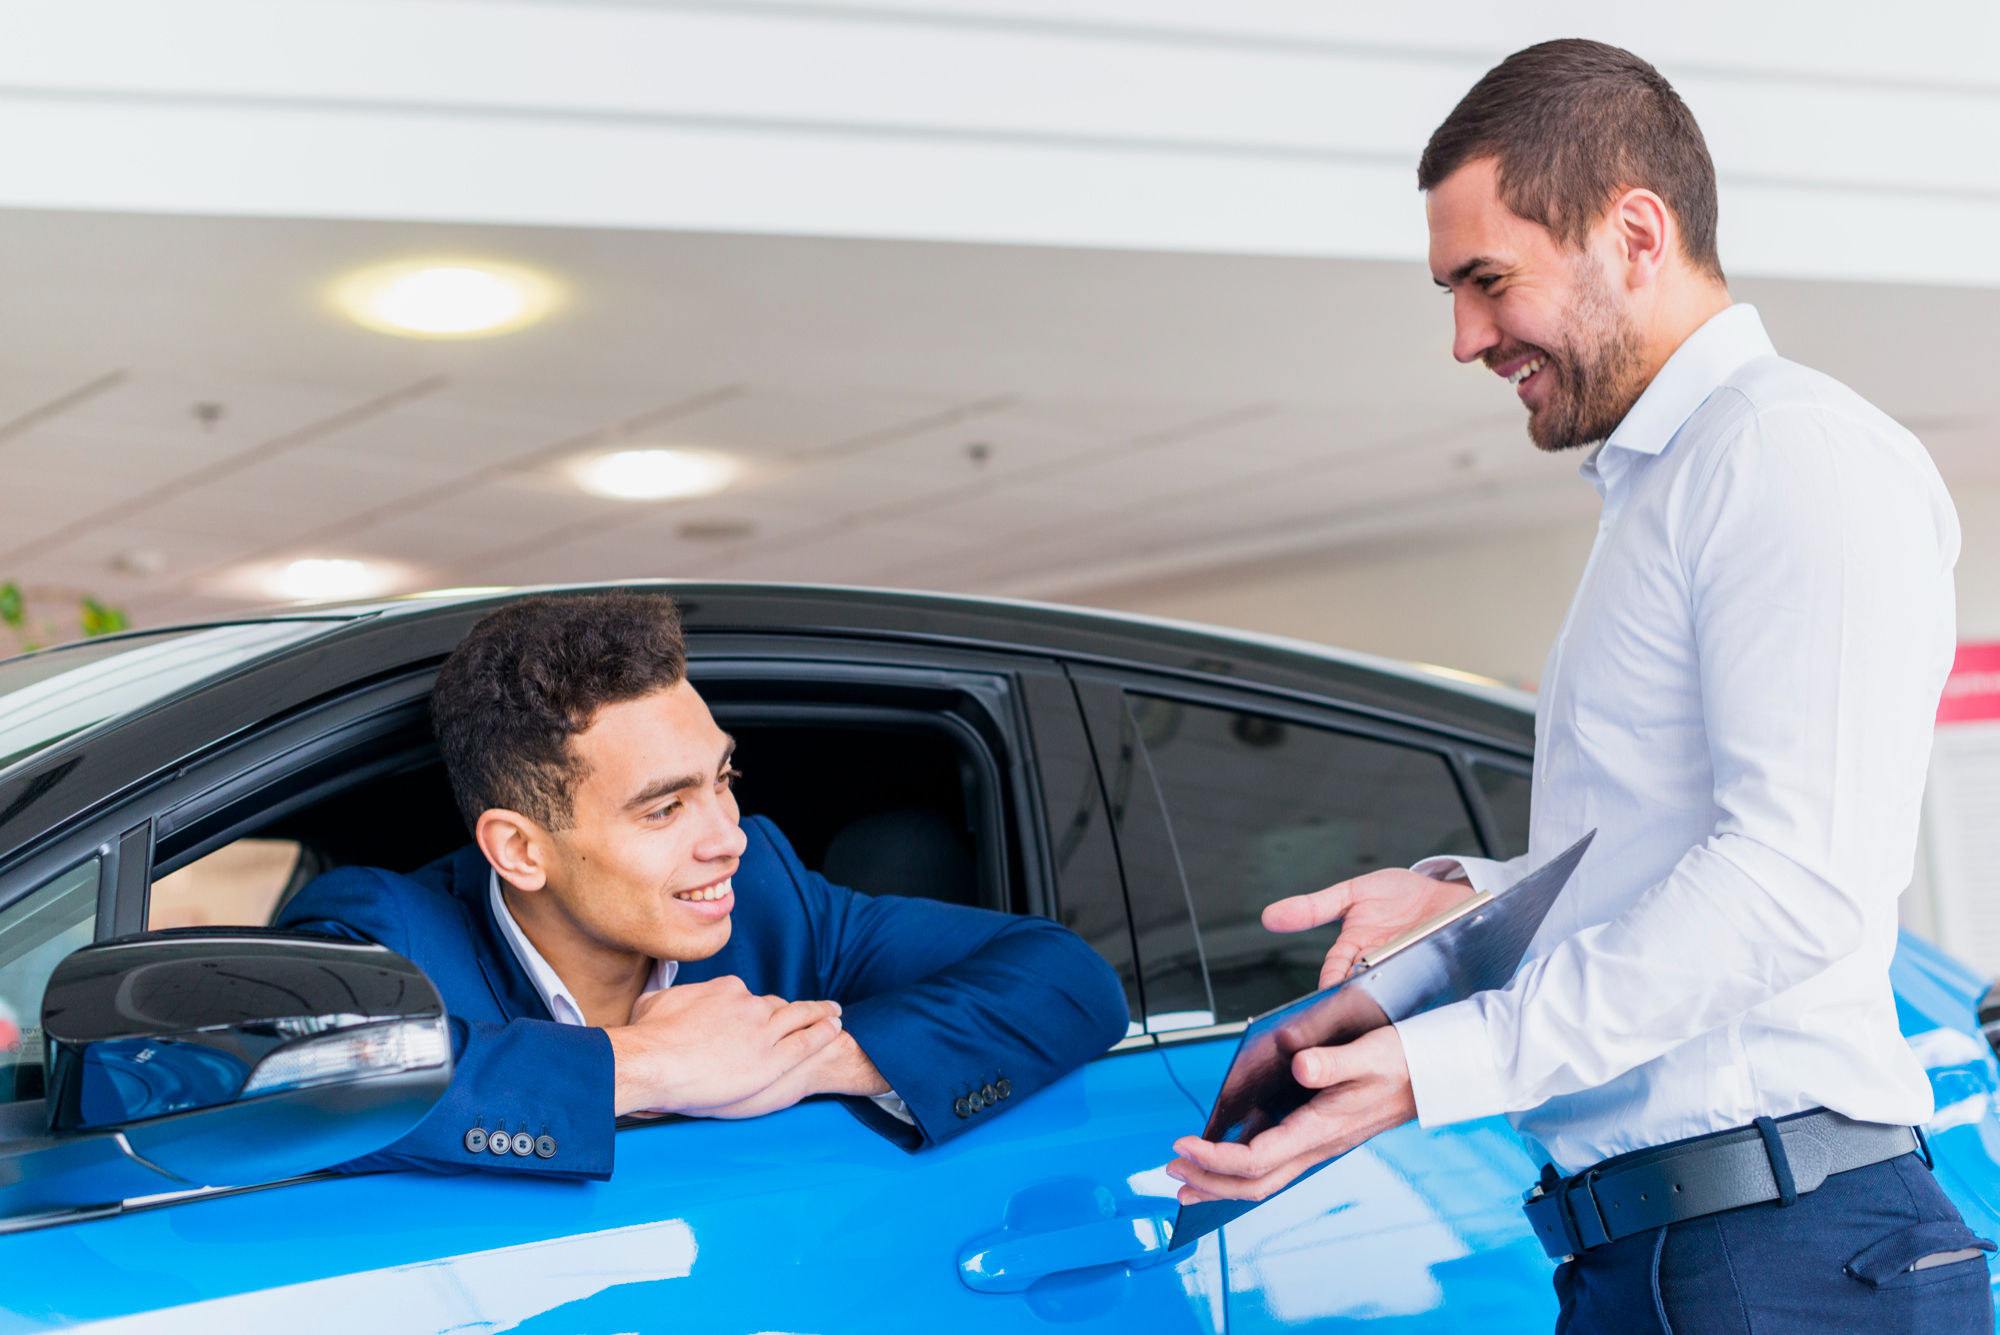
144,690,1013,935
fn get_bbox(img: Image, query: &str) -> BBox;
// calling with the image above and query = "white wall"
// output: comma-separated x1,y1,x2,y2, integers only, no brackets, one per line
0,1,1993,287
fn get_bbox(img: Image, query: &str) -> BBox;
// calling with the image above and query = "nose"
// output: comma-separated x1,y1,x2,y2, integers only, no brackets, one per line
1451,290,1500,366
694,796,749,863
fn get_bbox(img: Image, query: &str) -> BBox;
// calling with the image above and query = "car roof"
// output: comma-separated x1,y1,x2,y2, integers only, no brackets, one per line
0,581,1532,868
259,579,1532,733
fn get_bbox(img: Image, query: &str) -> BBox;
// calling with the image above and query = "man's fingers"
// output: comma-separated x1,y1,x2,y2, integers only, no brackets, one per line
1172,1135,1278,1181
770,1013,845,1067
1317,941,1364,988
1261,881,1357,934
769,997,842,1034
1167,1151,1320,1204
1291,1045,1353,1090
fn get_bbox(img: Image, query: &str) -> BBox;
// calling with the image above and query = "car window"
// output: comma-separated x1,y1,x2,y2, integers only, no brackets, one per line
0,622,335,779
0,857,101,1101
148,839,305,930
1127,694,1483,1024
1472,761,1532,860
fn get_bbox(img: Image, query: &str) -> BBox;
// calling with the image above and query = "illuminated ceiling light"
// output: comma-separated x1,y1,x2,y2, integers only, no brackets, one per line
332,260,558,339
575,448,739,501
264,558,395,603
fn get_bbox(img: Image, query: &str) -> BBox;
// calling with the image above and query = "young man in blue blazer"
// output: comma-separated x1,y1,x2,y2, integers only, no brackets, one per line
278,591,1128,1179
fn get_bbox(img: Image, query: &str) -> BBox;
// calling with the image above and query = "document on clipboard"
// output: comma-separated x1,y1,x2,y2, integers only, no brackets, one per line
1170,830,1595,1250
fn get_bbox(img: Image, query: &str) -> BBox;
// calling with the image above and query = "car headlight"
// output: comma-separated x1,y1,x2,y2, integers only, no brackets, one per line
240,1017,450,1098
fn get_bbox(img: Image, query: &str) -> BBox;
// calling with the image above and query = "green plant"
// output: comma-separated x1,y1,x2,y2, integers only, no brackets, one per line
1,581,130,654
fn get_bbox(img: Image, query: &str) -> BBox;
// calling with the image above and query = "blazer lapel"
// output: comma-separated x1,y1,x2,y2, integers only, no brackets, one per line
445,844,553,1023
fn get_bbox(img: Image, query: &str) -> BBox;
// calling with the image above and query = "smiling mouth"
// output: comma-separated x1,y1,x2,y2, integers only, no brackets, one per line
1506,356,1545,388
673,878,732,903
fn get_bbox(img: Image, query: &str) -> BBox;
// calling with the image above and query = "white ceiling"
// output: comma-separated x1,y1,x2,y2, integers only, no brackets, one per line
0,207,1994,631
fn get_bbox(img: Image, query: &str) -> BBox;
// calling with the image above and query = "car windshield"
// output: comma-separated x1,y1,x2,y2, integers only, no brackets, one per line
0,621,340,778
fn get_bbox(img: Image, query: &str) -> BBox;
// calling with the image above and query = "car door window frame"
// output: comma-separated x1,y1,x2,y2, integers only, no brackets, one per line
1072,667,1509,1047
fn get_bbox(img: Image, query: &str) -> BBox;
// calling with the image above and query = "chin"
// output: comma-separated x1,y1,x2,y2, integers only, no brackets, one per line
659,916,733,962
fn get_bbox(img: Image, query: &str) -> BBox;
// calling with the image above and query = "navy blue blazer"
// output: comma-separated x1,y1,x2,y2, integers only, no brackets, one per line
275,815,1128,1180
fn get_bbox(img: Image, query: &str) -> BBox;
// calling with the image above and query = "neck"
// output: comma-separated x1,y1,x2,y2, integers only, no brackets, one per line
1638,273,1734,384
501,882,652,1027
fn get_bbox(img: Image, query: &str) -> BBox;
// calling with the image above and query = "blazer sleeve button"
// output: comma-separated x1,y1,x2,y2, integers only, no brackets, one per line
464,1127,488,1154
954,1096,971,1118
510,1132,535,1156
488,1129,515,1156
535,1134,558,1159
981,1083,998,1106
996,1079,1011,1100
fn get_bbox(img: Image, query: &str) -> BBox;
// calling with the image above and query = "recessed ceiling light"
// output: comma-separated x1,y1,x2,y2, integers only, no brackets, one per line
575,448,739,501
332,260,558,339
264,558,397,602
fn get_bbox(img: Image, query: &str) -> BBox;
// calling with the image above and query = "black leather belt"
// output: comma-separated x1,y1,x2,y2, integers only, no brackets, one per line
1522,1108,1920,1259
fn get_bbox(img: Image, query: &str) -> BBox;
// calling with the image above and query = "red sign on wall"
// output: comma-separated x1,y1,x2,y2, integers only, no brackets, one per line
1939,643,2000,724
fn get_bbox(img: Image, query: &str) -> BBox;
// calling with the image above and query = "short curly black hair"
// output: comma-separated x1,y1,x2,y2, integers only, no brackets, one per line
430,592,687,831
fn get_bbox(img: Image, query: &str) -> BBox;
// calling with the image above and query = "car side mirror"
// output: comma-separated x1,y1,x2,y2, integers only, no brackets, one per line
1978,982,2000,1059
1,930,450,1223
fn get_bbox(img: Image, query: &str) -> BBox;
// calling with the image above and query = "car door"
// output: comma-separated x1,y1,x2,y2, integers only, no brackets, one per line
0,650,1225,1334
1073,670,1557,1333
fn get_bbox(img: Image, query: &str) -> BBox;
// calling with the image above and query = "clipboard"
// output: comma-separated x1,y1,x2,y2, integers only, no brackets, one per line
1169,830,1594,1249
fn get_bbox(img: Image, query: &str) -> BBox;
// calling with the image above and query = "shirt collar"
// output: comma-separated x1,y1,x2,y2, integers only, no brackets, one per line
1580,304,1776,493
488,868,675,1027
1603,303,1775,456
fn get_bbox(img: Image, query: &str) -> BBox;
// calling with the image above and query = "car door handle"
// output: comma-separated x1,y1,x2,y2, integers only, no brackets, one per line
957,1208,1177,1293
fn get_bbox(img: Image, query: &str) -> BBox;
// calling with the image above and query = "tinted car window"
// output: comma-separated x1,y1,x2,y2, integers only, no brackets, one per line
0,858,100,1100
1130,695,1482,1023
1473,761,1533,860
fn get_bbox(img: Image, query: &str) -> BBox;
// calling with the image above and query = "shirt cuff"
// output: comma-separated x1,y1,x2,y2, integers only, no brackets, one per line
1411,855,1518,897
870,1090,916,1125
1393,997,1510,1129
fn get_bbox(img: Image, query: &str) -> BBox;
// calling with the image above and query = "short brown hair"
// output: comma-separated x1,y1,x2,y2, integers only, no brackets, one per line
431,592,687,831
1418,39,1724,282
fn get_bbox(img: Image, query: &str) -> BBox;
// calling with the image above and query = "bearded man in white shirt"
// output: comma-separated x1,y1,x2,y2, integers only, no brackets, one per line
1166,38,1993,1333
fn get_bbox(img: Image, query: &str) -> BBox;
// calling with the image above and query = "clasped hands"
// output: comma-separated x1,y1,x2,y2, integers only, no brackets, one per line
1165,867,1474,1206
605,975,887,1119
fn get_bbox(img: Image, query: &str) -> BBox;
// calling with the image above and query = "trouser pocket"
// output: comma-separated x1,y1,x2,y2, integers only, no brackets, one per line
1845,1219,1996,1289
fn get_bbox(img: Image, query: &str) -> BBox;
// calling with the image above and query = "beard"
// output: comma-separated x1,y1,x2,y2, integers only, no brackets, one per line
1501,258,1648,453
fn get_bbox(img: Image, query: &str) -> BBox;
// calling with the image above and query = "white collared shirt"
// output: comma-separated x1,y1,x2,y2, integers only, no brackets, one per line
1393,304,1961,1172
488,869,913,1124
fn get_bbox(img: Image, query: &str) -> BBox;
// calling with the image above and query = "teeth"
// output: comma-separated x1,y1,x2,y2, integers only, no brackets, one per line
675,879,732,903
1507,357,1544,387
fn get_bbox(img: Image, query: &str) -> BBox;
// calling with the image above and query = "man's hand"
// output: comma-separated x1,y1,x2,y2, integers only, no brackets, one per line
686,1031,891,1120
1265,868,1475,986
605,975,844,1116
1165,1026,1416,1205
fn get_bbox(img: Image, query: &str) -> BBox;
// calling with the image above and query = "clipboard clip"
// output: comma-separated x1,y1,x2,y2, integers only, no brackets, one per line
1354,890,1495,971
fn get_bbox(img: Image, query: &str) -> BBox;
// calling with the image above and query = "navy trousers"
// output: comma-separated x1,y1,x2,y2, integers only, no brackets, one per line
1552,1153,1995,1333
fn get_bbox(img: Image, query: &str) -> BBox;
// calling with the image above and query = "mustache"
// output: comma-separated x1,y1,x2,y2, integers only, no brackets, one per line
1483,345,1552,374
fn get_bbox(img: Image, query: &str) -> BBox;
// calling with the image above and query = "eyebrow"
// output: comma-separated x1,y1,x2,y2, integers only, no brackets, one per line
1434,256,1504,289
624,734,736,812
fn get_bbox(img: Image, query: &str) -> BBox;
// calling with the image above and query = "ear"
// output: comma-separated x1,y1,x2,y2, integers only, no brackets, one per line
475,808,555,893
1606,186,1673,290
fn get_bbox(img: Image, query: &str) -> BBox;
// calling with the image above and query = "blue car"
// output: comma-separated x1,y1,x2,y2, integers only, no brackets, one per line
1,583,1996,1331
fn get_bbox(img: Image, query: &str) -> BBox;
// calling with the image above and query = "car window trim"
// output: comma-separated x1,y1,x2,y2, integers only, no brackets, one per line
1075,666,1496,1044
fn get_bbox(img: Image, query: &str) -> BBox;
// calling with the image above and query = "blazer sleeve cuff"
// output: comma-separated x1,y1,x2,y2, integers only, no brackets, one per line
356,1018,618,1179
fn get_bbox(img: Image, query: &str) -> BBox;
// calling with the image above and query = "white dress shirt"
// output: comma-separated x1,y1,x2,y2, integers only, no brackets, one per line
488,870,913,1123
1393,304,1960,1173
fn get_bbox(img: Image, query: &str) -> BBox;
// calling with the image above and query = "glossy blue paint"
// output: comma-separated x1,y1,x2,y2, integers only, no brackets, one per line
0,1047,1224,1334
3,934,1999,1331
